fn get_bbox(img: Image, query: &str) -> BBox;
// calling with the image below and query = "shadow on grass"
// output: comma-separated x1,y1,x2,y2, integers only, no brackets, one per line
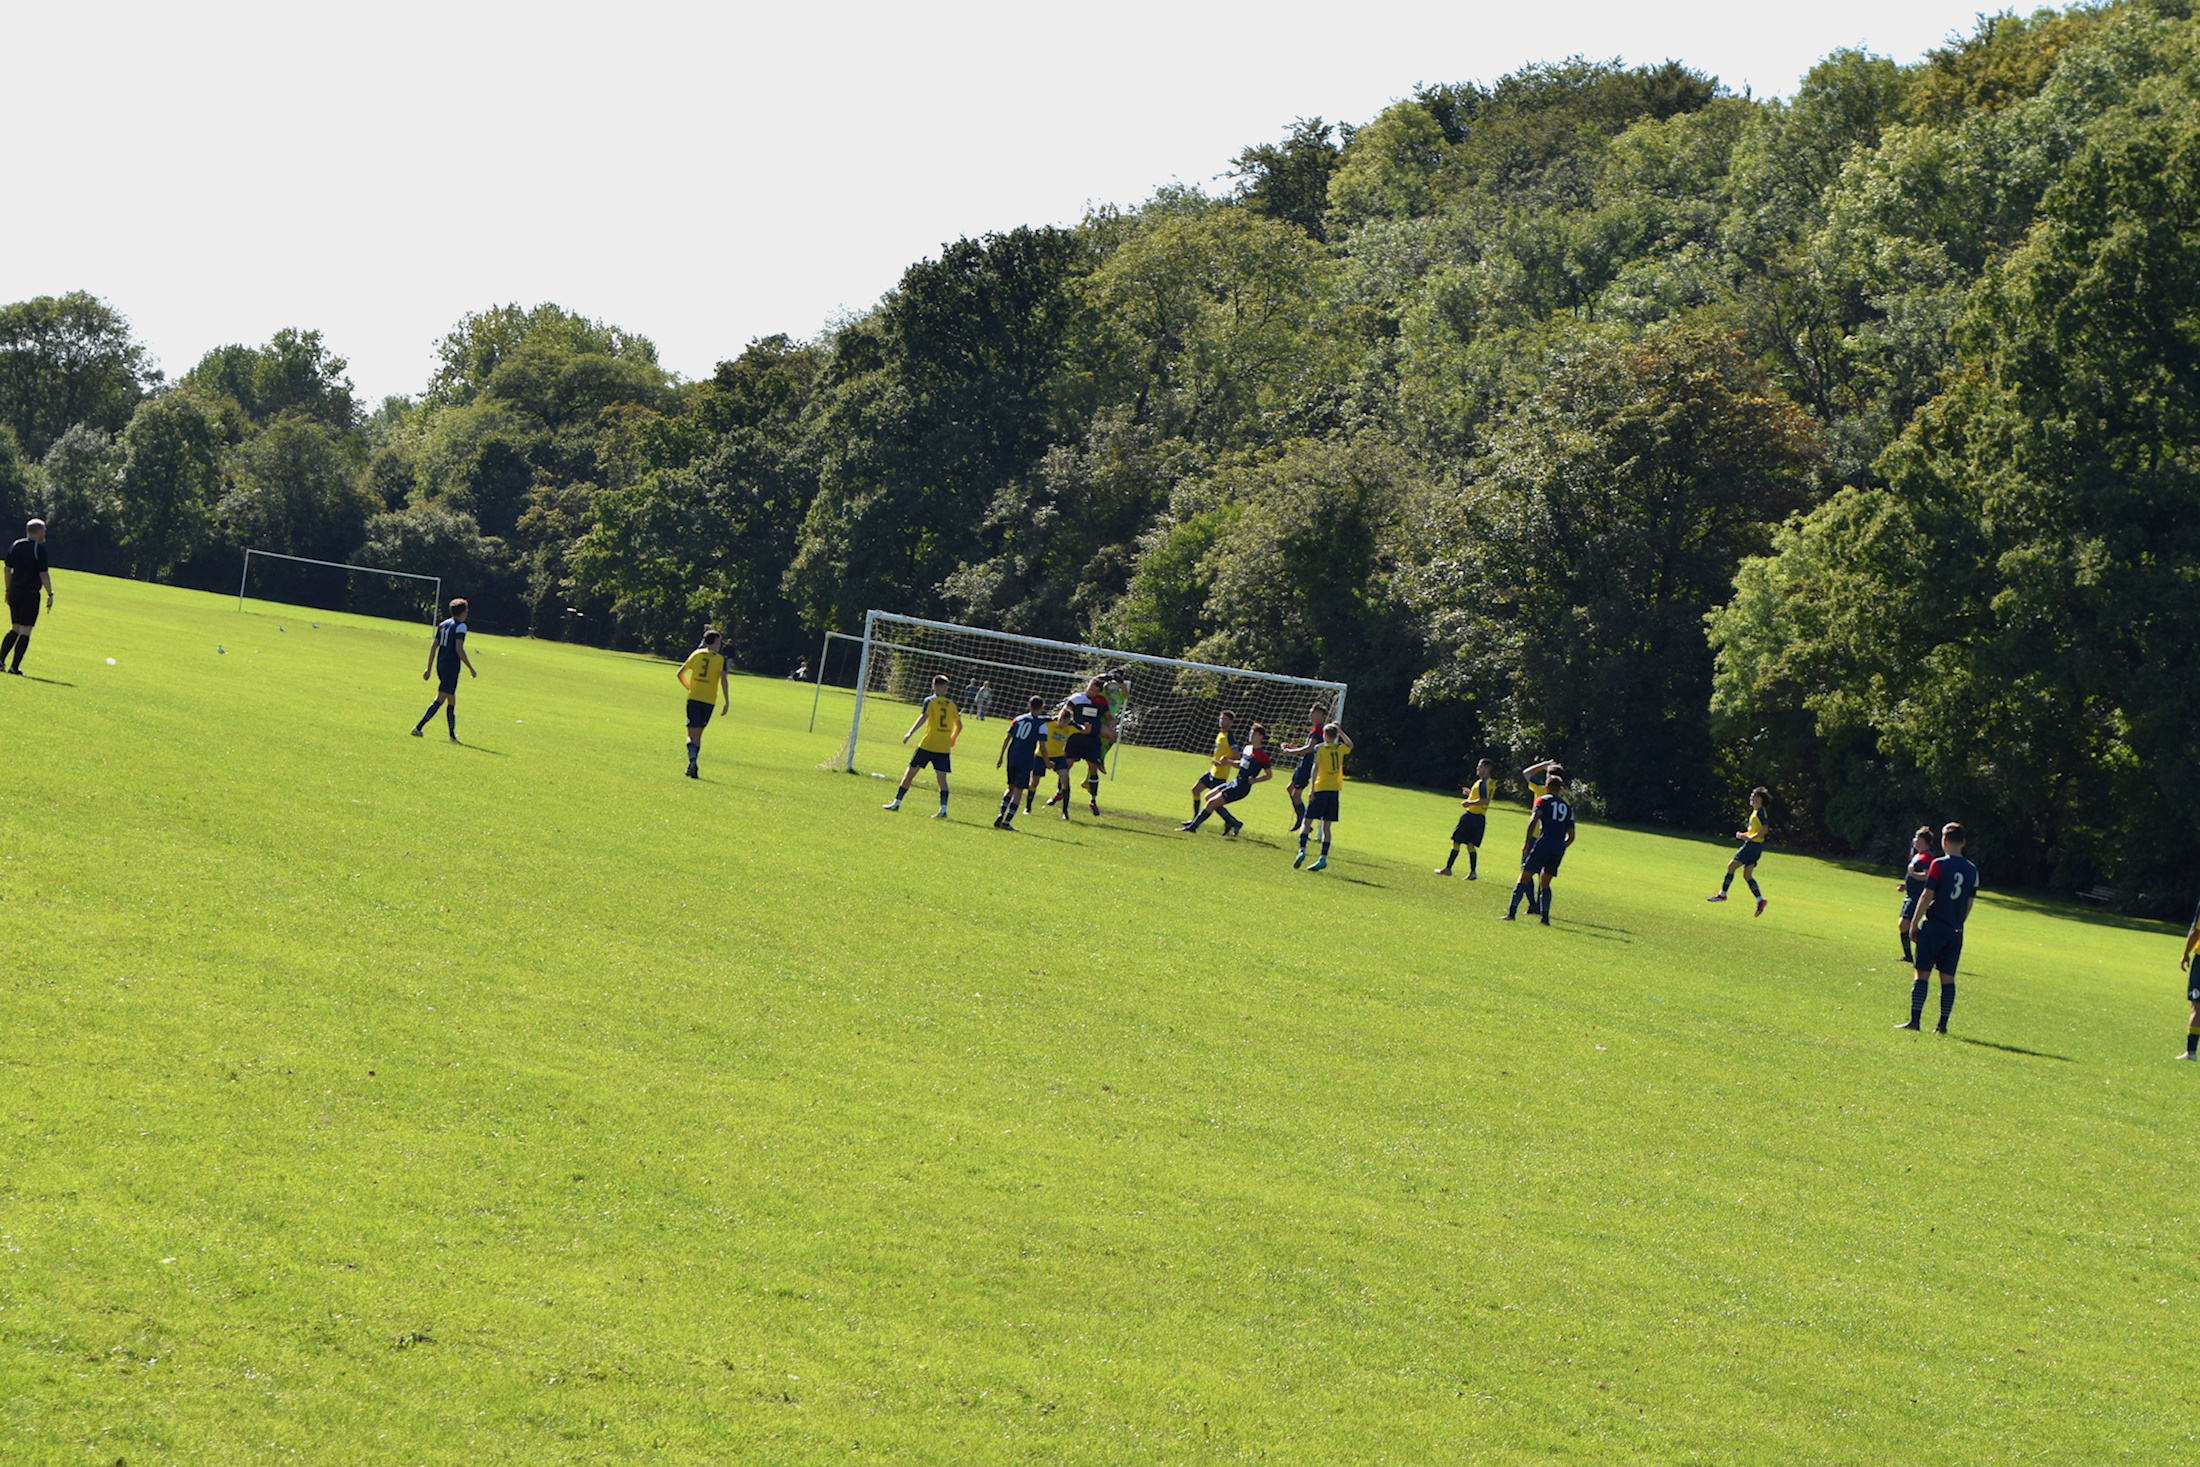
17,674,76,686
453,743,508,757
1954,1035,2074,1062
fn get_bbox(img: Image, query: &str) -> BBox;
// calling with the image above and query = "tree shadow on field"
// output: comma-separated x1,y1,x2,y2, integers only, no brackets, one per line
1954,1036,2073,1062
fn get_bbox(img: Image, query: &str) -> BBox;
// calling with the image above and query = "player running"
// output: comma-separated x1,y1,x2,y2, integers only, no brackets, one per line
1296,723,1352,871
1897,826,1934,964
1504,760,1575,925
1181,723,1271,835
1279,701,1330,835
2,518,53,676
1436,758,1497,878
1897,822,1979,1034
1707,786,1771,915
994,695,1050,830
885,673,961,817
1193,711,1238,819
2179,898,2200,1060
676,629,731,778
411,598,476,740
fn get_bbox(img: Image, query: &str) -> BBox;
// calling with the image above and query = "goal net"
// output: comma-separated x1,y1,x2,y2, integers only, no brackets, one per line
821,611,1348,775
236,548,442,623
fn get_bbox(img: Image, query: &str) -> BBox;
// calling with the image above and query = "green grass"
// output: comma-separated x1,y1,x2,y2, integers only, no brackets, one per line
4,574,2197,1464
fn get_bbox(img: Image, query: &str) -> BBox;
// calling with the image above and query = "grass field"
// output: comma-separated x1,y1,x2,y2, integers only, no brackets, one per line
3,574,2197,1464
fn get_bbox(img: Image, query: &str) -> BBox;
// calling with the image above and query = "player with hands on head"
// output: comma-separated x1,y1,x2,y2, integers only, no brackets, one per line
1504,759,1576,925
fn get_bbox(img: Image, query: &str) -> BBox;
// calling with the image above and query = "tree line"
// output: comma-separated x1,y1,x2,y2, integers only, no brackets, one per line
4,2,2195,908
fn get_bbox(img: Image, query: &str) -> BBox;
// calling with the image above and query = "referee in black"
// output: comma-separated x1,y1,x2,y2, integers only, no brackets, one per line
1,518,52,675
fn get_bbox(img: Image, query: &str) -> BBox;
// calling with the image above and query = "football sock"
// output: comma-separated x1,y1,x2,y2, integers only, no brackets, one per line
2188,1028,2198,1058
0,631,15,664
1187,809,1211,831
1024,789,1034,812
1320,837,1331,857
1468,848,1478,877
1938,982,1956,1030
9,633,25,670
1539,886,1551,920
445,705,456,736
1507,881,1530,917
1901,931,1914,962
1909,977,1929,1025
687,745,698,769
1745,875,1762,899
416,700,440,731
1439,848,1455,874
1299,831,1310,855
1720,870,1735,893
937,790,949,812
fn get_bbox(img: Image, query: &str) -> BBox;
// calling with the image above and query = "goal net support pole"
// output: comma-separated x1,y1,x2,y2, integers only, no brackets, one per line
824,610,1347,776
236,548,442,622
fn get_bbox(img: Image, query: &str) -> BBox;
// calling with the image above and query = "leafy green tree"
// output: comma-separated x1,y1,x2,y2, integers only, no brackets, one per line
0,292,154,459
181,329,357,430
217,416,378,562
357,505,506,620
113,395,222,577
1229,118,1343,240
426,304,663,408
1413,329,1820,821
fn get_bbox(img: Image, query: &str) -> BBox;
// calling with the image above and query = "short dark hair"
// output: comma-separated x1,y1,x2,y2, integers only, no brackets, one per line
932,673,950,687
1913,825,1934,843
1546,763,1565,783
1942,822,1967,843
1751,786,1769,800
1028,694,1044,709
703,629,722,645
449,597,468,617
1218,709,1235,721
1248,722,1267,738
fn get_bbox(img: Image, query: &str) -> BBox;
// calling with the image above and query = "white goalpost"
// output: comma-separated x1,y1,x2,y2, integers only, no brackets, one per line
236,548,442,622
821,611,1348,775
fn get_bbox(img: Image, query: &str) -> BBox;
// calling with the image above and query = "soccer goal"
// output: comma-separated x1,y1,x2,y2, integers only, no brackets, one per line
821,611,1348,775
235,548,442,623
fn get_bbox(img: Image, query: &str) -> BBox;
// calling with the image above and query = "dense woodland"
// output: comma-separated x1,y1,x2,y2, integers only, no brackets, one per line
5,2,2198,905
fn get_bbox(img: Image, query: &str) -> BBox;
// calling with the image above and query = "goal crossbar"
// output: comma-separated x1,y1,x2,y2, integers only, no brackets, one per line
831,610,1347,775
237,548,441,622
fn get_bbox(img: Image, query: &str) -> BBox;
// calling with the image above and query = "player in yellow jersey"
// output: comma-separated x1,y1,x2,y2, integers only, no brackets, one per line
1192,710,1238,820
1295,723,1352,871
1436,758,1497,878
885,673,962,817
675,629,731,779
1708,786,1770,915
2179,896,2200,1059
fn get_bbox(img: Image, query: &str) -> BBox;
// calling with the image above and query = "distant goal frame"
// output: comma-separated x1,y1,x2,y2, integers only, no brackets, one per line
235,548,441,623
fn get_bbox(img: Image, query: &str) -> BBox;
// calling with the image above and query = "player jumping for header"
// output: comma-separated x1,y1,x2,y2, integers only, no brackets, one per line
1707,786,1771,915
411,598,476,740
1296,723,1351,871
1504,760,1576,925
1436,758,1497,878
1897,822,1979,1034
886,673,962,817
1279,701,1330,836
1058,676,1113,817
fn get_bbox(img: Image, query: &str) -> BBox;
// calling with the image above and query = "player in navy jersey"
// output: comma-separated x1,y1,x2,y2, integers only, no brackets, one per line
1054,677,1113,817
993,695,1050,830
1898,823,1979,1034
1181,724,1271,836
411,598,477,740
1897,826,1933,964
1278,701,1330,836
2178,896,2200,1059
1504,760,1576,925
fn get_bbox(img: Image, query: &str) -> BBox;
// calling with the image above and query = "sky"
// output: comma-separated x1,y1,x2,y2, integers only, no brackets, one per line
2,0,2001,404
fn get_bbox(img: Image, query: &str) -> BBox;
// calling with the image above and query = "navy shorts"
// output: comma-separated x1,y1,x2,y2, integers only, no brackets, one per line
1005,760,1039,788
1452,812,1487,847
1220,779,1256,805
1900,894,1921,923
436,659,461,694
908,748,951,772
1734,840,1765,866
1065,733,1104,764
1196,771,1227,791
686,699,714,730
2189,971,2200,1005
1047,755,1070,772
1306,790,1340,822
1290,757,1315,791
1528,843,1566,877
1914,924,1964,976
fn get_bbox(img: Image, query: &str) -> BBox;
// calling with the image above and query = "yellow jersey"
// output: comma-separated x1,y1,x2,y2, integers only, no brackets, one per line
679,649,725,704
1744,807,1767,842
1462,777,1491,813
917,694,962,753
1209,731,1236,780
1041,717,1069,759
1311,743,1347,793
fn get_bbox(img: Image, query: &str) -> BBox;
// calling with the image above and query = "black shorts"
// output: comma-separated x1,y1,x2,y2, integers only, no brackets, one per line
1306,789,1340,822
1734,840,1765,866
6,593,37,629
1220,779,1256,805
686,699,715,730
436,659,461,694
1005,760,1039,788
1195,772,1227,791
908,748,951,773
1452,812,1487,847
1914,925,1964,976
1065,732,1104,764
1527,844,1566,877
1047,755,1071,772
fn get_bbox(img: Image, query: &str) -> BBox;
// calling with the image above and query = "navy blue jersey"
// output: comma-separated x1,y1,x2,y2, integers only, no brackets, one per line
434,618,468,663
1232,745,1272,784
1529,793,1575,849
1065,693,1105,735
1919,855,1979,931
1903,852,1932,899
1004,712,1045,764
